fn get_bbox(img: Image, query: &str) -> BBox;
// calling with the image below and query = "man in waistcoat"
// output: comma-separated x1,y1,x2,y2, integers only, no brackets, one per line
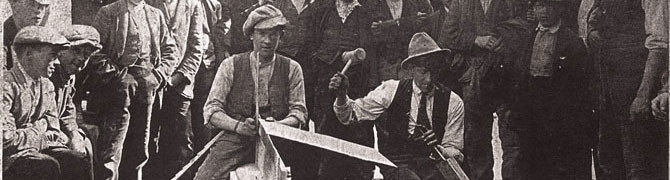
193,4,307,180
90,0,179,179
329,32,464,180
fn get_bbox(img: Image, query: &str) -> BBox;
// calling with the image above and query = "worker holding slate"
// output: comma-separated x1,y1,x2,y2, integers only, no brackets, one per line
330,32,465,180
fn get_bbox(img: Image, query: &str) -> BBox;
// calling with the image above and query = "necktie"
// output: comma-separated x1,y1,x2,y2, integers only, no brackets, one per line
417,93,431,132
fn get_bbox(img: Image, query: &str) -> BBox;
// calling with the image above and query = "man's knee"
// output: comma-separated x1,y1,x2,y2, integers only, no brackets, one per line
5,152,61,180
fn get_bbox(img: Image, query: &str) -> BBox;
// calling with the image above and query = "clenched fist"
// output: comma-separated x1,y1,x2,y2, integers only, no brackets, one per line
329,73,349,98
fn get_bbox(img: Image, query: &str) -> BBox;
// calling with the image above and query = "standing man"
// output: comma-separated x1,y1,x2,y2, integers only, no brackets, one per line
508,0,592,179
585,0,649,179
4,0,51,69
369,0,432,82
49,24,103,178
329,32,465,180
193,5,307,179
2,26,91,180
443,0,514,179
302,0,376,179
145,0,209,178
91,0,179,179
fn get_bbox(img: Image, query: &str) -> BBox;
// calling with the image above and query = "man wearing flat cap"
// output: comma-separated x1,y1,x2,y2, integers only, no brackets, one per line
330,32,464,180
194,4,307,180
4,0,52,70
48,24,102,177
2,26,92,180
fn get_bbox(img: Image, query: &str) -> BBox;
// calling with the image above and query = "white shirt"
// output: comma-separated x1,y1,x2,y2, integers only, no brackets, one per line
333,80,464,154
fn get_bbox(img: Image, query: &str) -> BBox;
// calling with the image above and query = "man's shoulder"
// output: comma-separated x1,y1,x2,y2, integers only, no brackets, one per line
447,91,464,107
99,0,126,14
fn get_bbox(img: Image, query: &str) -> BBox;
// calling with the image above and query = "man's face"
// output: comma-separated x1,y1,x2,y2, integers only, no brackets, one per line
20,45,60,78
251,28,282,59
10,0,49,28
410,63,435,93
58,45,97,75
534,2,560,27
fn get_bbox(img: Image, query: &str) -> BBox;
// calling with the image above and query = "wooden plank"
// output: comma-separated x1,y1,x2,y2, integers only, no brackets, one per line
259,121,396,168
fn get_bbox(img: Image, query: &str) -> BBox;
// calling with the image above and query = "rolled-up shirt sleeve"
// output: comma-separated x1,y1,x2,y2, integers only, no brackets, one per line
287,61,307,124
333,80,398,125
643,0,669,51
441,92,464,155
203,56,236,127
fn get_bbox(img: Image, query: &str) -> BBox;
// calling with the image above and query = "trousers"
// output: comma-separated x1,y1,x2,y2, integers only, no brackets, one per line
94,67,159,180
4,148,92,180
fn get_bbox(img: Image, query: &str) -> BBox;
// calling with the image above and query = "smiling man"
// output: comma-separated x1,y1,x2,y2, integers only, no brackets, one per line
2,26,92,180
194,4,307,180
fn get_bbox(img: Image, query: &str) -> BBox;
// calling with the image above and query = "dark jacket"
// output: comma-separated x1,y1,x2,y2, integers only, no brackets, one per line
92,0,180,88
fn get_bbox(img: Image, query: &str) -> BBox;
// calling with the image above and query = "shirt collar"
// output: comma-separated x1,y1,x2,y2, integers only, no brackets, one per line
10,63,35,85
536,20,561,33
336,0,362,22
127,0,146,11
412,81,434,97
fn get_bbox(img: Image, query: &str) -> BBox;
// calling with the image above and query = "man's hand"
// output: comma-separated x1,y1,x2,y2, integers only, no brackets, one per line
414,129,439,146
236,118,259,136
371,21,383,36
487,37,505,53
170,73,186,87
525,7,536,23
329,73,349,98
475,36,497,50
68,133,88,155
436,146,464,162
630,96,652,121
651,92,668,121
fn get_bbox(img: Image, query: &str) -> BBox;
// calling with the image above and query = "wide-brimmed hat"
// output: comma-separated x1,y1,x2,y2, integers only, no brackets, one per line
13,26,69,50
242,4,289,37
60,25,102,49
400,32,453,69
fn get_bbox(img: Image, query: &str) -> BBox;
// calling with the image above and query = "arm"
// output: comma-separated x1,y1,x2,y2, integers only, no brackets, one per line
172,3,209,86
277,62,308,127
440,93,464,157
155,12,181,87
203,57,238,131
333,80,398,125
2,81,47,154
91,7,112,55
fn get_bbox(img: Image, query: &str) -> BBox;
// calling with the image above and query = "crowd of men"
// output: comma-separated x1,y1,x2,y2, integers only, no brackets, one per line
1,0,668,179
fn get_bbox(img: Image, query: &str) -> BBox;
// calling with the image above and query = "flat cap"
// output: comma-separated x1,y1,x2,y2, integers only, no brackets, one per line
60,25,102,49
13,26,69,48
242,4,289,37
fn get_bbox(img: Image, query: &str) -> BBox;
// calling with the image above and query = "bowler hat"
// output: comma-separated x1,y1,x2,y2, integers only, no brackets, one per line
242,4,289,37
60,25,102,49
14,26,69,49
400,32,453,69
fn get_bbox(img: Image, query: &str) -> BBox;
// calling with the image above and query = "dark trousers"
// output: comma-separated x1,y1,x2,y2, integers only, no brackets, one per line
94,68,158,180
514,77,593,180
147,89,195,180
597,45,669,180
5,148,92,180
191,64,217,152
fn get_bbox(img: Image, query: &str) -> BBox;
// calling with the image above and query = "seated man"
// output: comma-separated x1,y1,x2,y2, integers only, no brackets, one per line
329,32,464,180
194,4,307,180
2,26,92,180
50,24,102,166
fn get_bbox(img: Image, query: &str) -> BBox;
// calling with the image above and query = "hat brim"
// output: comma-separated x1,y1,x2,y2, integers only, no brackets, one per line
400,49,453,70
70,39,102,49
